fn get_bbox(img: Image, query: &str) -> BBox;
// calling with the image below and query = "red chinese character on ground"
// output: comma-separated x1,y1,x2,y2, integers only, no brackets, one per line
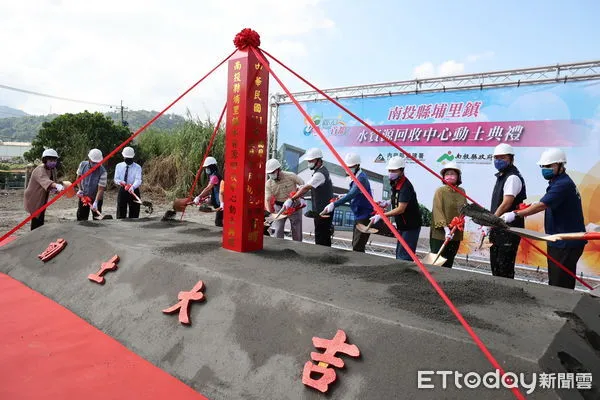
88,255,119,284
302,329,360,393
162,280,206,325
38,238,67,262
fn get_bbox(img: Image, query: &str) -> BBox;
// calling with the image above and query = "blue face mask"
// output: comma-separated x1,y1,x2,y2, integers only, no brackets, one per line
541,168,555,180
494,159,509,171
205,168,212,175
389,172,400,181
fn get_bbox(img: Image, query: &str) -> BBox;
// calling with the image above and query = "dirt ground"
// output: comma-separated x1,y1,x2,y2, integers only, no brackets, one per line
0,188,215,237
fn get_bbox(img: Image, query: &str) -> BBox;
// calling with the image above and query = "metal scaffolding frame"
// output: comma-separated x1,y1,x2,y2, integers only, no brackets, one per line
267,60,600,156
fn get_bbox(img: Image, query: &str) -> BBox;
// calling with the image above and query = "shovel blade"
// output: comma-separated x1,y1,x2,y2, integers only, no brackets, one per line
421,252,447,266
356,223,378,234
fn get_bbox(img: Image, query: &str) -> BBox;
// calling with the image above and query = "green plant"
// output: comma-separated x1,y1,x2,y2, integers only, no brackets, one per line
138,113,225,197
419,203,432,227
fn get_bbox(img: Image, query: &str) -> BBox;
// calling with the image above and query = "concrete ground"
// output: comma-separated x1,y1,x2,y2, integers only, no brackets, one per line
2,217,600,399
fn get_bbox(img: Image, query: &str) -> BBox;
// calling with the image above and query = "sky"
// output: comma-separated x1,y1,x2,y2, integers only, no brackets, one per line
1,0,600,119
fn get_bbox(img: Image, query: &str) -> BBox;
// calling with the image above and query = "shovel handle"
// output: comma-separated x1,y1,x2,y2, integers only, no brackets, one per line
432,226,458,264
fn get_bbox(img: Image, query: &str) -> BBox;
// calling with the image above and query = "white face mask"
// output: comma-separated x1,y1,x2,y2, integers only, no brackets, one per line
268,173,278,180
308,161,317,170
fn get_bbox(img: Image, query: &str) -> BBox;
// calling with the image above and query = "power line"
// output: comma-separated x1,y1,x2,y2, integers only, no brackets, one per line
0,83,119,108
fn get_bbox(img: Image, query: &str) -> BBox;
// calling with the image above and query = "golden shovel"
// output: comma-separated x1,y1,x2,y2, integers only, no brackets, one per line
356,219,379,234
421,226,458,266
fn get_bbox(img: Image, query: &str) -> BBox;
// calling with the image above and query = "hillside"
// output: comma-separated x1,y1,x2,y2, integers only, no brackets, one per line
0,106,28,118
0,109,186,142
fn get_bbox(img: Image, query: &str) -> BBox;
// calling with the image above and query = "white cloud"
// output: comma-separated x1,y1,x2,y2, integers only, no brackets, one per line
437,60,465,77
0,0,335,118
412,51,495,79
466,51,495,63
413,62,436,79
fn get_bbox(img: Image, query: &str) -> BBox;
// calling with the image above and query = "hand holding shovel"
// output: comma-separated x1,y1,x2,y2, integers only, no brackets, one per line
422,216,465,266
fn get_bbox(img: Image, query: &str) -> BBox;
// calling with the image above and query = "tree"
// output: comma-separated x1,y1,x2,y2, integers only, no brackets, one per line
24,111,131,181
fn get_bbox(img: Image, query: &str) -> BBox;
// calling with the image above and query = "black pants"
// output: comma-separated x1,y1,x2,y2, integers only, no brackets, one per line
429,238,461,268
547,246,585,289
352,218,371,252
489,229,521,279
77,199,103,221
314,216,333,247
30,210,46,231
215,209,223,227
116,187,141,219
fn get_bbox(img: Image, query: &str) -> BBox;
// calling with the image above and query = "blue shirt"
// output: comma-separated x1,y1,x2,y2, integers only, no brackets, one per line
334,170,373,220
540,173,586,249
113,162,143,190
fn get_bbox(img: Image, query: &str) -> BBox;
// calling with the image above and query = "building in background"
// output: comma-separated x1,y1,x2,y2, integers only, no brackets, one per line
292,151,386,232
0,141,31,161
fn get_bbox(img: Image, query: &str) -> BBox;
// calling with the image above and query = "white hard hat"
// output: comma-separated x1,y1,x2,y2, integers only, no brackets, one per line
303,147,323,161
440,161,461,175
265,158,282,173
386,156,405,170
344,153,361,167
88,148,103,163
122,146,135,158
203,156,217,167
537,148,567,166
493,143,514,156
42,148,59,159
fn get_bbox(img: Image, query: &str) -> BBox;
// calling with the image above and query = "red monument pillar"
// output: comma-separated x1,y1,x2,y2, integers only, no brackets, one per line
222,29,269,252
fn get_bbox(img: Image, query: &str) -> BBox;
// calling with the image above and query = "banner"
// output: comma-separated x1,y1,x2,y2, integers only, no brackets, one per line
276,81,600,277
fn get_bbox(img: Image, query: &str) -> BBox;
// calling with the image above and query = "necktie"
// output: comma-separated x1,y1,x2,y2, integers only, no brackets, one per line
124,165,129,183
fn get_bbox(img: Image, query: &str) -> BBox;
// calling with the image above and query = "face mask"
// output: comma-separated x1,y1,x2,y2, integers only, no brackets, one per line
308,161,317,170
205,168,212,175
494,159,509,171
268,173,278,180
444,175,458,184
389,172,400,181
45,161,57,169
125,158,134,165
541,168,555,180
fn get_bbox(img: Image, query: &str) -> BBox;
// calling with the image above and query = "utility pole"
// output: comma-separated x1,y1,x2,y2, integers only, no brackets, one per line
120,100,128,127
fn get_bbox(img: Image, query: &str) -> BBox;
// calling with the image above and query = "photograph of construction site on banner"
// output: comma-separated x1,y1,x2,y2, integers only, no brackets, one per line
275,80,600,277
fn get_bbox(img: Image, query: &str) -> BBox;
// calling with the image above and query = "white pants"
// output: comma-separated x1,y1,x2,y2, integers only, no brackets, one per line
271,204,303,241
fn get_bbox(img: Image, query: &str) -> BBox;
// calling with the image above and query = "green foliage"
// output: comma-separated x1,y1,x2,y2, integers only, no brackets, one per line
105,110,186,131
137,115,225,197
23,111,131,181
0,109,186,143
0,115,55,142
419,203,432,227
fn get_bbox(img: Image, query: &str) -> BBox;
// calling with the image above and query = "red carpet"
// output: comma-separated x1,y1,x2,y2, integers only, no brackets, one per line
0,273,208,400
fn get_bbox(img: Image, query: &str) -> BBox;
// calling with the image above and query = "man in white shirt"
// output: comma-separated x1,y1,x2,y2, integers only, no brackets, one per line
484,143,527,279
113,146,143,219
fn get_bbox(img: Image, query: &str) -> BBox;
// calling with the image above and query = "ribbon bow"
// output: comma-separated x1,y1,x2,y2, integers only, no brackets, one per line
449,215,465,232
